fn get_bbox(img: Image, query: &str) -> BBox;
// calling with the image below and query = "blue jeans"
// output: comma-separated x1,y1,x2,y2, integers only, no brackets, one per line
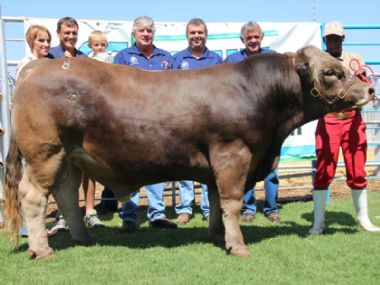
242,170,279,215
175,180,210,218
119,182,166,223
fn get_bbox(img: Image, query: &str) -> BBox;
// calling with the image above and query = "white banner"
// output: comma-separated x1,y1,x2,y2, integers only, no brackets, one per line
24,18,322,161
25,18,322,56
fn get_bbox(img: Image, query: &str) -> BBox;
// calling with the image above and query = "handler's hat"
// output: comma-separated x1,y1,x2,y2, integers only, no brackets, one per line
323,21,345,37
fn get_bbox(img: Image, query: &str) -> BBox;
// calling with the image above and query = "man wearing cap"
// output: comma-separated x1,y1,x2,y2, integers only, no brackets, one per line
310,21,380,234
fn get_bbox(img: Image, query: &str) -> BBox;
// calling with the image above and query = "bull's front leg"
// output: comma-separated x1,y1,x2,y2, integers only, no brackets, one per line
220,194,250,257
209,141,252,257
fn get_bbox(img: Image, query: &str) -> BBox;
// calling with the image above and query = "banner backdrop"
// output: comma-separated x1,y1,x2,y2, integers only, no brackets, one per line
24,18,322,161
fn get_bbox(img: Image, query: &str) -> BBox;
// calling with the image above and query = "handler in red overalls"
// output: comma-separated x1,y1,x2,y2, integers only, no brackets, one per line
310,21,380,234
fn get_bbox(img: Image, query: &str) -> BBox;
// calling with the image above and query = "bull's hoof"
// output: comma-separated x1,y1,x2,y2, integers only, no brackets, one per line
229,245,252,258
72,235,96,246
28,247,55,260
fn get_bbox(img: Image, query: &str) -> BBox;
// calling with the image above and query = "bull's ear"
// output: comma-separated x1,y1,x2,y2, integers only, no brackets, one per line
294,52,311,78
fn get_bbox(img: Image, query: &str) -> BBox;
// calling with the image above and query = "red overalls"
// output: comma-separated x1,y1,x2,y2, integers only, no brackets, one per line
313,109,367,189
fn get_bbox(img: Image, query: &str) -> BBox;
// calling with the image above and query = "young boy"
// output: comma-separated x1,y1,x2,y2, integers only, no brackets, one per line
87,30,118,214
88,30,113,63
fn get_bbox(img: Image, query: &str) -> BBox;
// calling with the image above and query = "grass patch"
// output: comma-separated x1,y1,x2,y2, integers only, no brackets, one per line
1,192,380,285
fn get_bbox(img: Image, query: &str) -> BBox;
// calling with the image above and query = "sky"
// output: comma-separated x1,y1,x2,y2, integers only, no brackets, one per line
2,0,380,23
1,0,380,73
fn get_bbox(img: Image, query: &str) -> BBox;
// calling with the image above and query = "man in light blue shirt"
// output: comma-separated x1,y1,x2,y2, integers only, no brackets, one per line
114,16,176,233
225,21,280,223
171,18,223,225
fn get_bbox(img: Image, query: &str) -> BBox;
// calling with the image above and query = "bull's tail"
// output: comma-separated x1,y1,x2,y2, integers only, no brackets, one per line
3,132,23,245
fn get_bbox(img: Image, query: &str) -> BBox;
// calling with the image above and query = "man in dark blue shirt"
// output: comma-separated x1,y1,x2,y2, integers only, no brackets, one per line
171,18,223,225
49,17,86,58
47,17,105,237
114,16,176,233
225,21,280,223
225,21,275,62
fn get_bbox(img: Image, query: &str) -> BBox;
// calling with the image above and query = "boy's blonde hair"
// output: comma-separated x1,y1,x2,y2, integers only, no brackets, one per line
88,30,108,45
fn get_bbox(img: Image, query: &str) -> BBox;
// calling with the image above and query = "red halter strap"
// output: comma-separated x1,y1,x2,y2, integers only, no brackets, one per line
349,58,375,86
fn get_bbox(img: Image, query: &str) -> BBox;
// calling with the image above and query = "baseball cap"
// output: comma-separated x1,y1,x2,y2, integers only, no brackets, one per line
323,21,345,37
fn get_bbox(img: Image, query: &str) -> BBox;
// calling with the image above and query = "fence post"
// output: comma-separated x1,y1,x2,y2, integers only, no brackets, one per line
0,6,12,227
171,181,176,207
375,78,380,177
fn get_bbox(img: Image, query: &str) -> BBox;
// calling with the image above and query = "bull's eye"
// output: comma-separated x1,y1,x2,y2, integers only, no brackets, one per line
324,70,344,80
324,70,336,77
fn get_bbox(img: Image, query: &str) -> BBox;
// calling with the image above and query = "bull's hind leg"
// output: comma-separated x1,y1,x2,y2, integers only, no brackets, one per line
19,171,53,259
209,141,252,257
207,184,225,247
52,165,95,246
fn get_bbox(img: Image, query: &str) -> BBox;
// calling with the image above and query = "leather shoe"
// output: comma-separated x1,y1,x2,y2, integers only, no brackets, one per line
121,220,136,233
241,213,255,223
266,212,280,222
176,213,191,225
150,219,177,229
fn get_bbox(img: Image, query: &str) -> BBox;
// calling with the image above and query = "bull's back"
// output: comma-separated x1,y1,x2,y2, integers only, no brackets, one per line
12,58,254,175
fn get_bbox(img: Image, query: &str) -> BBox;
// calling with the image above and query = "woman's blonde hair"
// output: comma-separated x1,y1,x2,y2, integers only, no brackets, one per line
25,25,51,50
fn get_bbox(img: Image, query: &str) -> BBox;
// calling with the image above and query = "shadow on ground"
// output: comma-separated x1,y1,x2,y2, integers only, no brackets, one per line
15,204,360,255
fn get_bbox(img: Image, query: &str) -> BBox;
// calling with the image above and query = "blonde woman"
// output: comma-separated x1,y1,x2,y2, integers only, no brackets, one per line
16,24,52,80
16,25,51,236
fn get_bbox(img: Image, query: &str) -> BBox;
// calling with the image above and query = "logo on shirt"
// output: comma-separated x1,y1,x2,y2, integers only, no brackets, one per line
180,61,190,70
129,56,139,66
161,60,170,70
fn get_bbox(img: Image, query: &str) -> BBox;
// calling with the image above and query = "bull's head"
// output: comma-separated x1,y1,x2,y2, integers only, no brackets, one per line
291,45,375,111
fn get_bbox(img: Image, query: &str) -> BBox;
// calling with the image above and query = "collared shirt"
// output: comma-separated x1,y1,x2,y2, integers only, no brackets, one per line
171,47,223,70
114,44,171,70
49,44,86,59
224,47,275,63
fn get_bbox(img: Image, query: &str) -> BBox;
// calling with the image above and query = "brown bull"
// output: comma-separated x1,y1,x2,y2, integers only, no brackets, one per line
4,45,374,259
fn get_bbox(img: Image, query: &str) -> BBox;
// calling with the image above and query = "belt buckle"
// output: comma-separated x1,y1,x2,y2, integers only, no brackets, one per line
336,112,345,119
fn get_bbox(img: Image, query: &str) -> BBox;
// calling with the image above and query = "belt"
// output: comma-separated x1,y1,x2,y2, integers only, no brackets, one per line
325,110,357,120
